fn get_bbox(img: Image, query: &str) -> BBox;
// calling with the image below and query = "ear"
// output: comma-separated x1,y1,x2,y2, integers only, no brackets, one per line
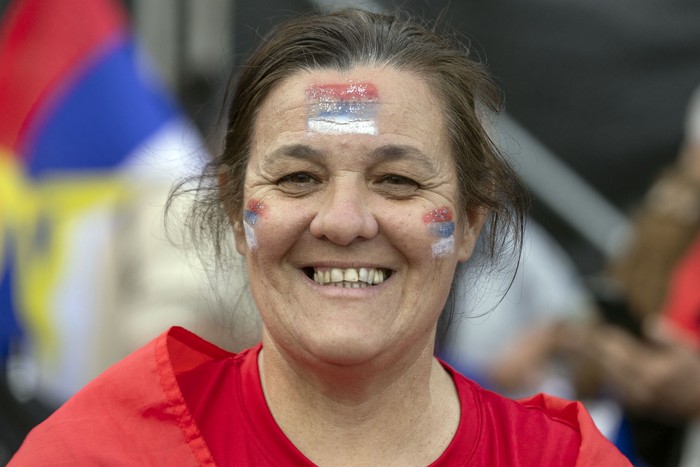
456,206,486,262
220,169,249,257
233,218,249,257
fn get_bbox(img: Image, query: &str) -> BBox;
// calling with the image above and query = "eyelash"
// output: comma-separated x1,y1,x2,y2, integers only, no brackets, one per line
275,172,322,196
275,172,421,198
277,172,318,185
377,174,420,187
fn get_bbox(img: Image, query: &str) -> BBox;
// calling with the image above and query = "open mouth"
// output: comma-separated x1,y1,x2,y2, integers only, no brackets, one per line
303,267,392,288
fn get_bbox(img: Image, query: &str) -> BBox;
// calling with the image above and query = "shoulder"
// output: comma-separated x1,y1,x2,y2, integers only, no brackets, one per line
515,392,629,466
10,327,240,466
451,371,631,466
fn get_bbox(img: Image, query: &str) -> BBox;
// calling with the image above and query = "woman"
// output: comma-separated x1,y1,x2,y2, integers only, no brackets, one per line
11,9,629,465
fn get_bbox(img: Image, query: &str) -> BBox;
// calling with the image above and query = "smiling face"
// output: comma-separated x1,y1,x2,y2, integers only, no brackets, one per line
233,65,483,367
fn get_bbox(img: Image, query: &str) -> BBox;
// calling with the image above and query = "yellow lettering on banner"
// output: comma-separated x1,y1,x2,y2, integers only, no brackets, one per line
0,152,35,348
1,150,129,361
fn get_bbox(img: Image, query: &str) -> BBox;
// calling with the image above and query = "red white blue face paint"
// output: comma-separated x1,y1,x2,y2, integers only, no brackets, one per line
243,200,266,250
306,83,379,135
423,207,455,257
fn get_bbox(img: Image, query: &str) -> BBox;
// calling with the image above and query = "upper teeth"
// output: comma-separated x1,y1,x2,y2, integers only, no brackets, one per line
313,267,387,287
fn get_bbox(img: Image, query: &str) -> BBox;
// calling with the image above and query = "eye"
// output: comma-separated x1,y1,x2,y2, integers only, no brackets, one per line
278,172,317,185
375,174,421,198
276,171,321,196
378,174,420,187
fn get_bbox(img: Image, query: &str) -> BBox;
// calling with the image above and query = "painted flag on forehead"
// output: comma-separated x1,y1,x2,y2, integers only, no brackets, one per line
0,0,203,401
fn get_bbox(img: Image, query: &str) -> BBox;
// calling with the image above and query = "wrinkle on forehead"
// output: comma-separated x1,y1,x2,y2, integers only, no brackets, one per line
258,66,440,118
261,143,439,173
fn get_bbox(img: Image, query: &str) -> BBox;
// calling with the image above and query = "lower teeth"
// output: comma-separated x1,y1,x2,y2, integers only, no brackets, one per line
331,281,369,288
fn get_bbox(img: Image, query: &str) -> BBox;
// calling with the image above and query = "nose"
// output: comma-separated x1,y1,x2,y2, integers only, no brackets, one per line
309,178,379,245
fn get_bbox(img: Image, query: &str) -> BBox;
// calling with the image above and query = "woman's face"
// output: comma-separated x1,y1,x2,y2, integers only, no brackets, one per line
234,65,483,366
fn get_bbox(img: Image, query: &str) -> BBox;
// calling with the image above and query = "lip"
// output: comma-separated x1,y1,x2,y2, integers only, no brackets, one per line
301,260,393,270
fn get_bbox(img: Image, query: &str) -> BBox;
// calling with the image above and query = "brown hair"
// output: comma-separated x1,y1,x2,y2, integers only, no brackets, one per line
171,8,527,271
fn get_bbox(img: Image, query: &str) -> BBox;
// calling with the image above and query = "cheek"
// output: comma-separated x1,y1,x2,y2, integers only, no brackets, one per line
422,206,456,258
381,207,453,264
243,199,310,259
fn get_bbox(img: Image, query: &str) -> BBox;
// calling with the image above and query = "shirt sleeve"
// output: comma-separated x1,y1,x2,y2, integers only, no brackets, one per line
518,393,633,467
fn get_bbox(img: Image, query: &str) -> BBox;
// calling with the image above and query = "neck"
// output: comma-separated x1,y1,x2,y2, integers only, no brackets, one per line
258,333,460,466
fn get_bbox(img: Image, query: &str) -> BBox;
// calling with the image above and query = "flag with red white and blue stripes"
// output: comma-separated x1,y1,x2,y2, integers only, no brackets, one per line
0,0,200,398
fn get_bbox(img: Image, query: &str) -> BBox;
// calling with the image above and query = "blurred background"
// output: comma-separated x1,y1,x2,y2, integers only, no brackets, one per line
2,0,700,465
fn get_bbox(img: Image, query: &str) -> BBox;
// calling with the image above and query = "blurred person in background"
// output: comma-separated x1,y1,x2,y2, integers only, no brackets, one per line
566,85,700,467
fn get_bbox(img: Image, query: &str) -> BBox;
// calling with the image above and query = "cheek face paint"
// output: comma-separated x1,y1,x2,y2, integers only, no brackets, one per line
423,207,456,257
243,200,266,250
306,83,379,135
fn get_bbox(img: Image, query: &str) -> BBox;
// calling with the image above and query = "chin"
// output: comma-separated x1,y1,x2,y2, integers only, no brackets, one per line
303,333,389,368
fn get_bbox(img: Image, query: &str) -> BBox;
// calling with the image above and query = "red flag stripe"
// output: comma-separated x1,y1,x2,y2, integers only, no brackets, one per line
0,0,127,153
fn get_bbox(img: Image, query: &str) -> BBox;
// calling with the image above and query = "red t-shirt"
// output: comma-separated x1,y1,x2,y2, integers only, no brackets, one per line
11,327,630,466
660,233,700,349
177,341,626,466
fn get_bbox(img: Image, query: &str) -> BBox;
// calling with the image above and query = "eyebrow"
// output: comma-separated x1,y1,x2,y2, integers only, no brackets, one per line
263,144,324,169
263,144,439,173
370,145,438,173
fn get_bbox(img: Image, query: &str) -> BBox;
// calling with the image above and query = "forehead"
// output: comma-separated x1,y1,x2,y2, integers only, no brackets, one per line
252,66,448,146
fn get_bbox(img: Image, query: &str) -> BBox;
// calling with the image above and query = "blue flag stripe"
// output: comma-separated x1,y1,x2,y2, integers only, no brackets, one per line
24,37,176,178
